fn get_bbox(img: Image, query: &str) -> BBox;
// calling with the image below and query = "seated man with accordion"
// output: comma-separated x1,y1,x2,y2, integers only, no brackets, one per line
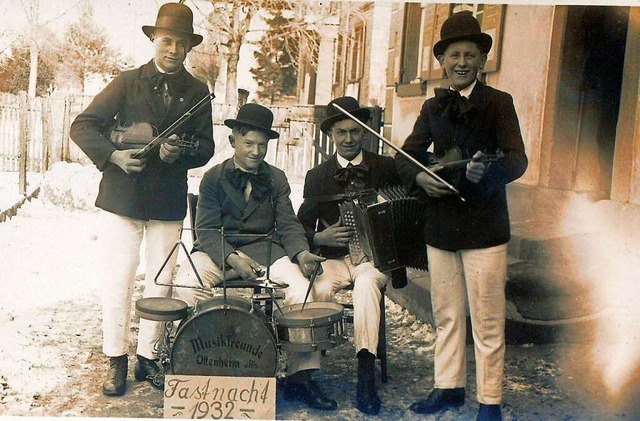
297,96,414,416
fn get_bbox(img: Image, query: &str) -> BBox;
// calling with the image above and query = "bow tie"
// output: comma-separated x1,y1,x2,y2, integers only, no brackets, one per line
150,70,187,97
334,163,369,184
225,168,272,200
434,88,474,121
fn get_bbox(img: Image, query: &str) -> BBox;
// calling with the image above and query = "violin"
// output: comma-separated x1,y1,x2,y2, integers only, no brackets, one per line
426,146,505,187
109,121,199,157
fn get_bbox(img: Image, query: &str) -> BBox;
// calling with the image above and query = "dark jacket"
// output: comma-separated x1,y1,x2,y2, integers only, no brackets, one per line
396,81,528,251
193,159,310,267
297,150,403,259
70,60,214,221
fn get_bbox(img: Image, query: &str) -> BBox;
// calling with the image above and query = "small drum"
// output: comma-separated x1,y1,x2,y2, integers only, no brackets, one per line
171,295,278,377
274,302,345,352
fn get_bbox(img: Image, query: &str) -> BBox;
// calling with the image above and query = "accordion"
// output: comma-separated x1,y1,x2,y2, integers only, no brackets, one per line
338,186,428,273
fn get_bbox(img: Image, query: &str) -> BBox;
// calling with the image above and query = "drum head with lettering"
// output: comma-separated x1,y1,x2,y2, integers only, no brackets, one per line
171,297,278,377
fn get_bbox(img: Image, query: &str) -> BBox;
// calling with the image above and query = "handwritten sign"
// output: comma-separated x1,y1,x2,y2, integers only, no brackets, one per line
163,375,276,419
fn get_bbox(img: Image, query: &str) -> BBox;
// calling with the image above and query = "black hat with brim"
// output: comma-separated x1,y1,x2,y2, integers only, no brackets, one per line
320,96,371,134
142,3,203,48
224,103,280,139
433,11,492,57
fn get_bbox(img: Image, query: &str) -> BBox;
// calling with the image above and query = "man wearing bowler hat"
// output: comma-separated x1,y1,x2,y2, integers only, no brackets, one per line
395,11,528,421
174,103,337,411
70,2,214,396
297,96,405,415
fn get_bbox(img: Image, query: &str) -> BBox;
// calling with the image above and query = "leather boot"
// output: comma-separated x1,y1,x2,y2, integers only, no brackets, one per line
356,349,381,415
103,355,128,396
477,403,502,421
134,355,163,389
409,387,465,414
283,370,337,411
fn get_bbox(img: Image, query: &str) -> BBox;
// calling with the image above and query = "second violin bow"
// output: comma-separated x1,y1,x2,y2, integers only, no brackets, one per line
332,103,464,201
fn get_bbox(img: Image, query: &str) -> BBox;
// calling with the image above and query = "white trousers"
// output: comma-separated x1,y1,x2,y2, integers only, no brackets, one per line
428,243,508,405
98,211,182,359
312,257,389,356
174,251,322,375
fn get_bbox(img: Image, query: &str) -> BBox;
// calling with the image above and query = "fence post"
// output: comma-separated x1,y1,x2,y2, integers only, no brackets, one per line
18,91,28,196
42,97,52,172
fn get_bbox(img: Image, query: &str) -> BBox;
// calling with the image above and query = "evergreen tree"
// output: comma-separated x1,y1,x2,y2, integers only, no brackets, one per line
251,11,298,104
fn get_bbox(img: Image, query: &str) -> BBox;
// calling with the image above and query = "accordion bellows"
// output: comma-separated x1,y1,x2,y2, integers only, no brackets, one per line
339,186,428,273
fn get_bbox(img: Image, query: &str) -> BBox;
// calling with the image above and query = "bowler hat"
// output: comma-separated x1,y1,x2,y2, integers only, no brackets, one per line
433,11,492,57
142,3,203,48
320,96,371,134
224,104,280,139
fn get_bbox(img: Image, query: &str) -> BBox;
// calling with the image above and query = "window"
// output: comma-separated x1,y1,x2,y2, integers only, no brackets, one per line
400,3,423,85
347,22,365,81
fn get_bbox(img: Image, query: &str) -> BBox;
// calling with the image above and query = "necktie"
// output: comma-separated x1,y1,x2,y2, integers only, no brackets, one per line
150,71,187,106
225,168,272,200
434,88,474,121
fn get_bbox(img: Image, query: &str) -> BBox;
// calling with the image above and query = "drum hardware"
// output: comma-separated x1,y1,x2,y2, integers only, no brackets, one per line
332,102,464,201
135,297,189,387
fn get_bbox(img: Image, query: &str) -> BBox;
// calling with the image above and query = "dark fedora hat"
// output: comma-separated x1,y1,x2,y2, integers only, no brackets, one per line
224,103,280,139
320,96,371,134
433,11,492,57
142,3,203,48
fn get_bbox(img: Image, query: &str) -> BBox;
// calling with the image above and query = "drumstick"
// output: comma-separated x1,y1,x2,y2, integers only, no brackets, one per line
332,103,464,201
301,261,322,311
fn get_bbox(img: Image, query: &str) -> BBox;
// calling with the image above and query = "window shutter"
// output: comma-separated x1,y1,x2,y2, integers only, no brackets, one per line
481,4,505,73
387,3,402,87
430,4,452,80
420,4,437,80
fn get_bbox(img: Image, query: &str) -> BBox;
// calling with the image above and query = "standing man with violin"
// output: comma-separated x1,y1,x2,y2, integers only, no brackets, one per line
395,12,527,421
70,2,214,396
297,96,404,415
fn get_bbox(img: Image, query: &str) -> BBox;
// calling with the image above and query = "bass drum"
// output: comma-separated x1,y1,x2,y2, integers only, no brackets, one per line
171,295,278,377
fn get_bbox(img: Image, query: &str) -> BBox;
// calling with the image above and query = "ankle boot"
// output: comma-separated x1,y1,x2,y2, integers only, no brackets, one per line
356,349,381,415
103,355,128,396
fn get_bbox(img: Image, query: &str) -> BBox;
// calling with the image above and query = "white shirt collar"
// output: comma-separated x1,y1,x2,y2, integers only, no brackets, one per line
153,59,180,75
453,79,477,99
233,158,258,174
336,151,364,168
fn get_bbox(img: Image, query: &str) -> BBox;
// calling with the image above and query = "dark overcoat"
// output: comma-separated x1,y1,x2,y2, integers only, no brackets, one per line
70,60,214,221
396,81,528,251
193,159,310,267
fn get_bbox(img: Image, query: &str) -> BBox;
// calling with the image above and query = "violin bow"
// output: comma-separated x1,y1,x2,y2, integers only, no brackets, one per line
132,92,215,159
332,103,464,200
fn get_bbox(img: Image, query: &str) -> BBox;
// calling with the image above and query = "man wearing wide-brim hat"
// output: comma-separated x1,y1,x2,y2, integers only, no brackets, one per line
70,2,214,397
297,96,406,415
173,103,338,411
396,11,528,421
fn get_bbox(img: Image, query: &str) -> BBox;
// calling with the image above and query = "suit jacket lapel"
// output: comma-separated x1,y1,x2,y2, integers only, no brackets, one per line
456,82,491,149
220,160,247,212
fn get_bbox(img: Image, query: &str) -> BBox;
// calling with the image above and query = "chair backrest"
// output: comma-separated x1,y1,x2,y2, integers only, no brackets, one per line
187,193,199,243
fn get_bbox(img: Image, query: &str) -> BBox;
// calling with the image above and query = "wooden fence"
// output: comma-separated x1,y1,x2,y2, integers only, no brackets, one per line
0,92,384,193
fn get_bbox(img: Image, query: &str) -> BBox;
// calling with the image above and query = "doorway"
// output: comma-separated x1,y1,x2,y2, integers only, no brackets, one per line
548,6,628,198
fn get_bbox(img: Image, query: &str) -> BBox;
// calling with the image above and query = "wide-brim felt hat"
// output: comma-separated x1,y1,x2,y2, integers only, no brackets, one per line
433,11,492,57
224,103,280,139
320,96,371,134
142,3,203,48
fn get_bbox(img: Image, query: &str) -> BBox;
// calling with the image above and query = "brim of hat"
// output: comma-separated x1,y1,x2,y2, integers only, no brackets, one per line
224,119,280,139
433,33,492,57
320,108,371,134
142,26,203,48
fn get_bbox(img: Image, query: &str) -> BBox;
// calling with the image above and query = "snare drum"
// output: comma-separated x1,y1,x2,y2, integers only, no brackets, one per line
273,302,345,352
171,295,278,377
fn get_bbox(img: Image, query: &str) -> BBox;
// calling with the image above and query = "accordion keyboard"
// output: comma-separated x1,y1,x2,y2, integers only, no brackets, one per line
339,202,370,265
